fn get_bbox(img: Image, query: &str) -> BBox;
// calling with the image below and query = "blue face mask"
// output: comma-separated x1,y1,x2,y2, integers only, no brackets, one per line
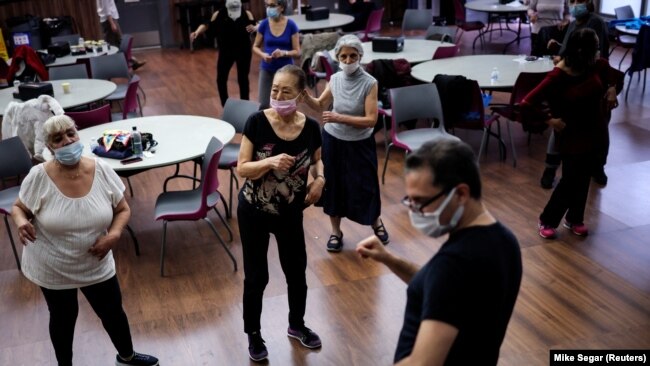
53,140,83,166
570,3,589,18
266,7,280,18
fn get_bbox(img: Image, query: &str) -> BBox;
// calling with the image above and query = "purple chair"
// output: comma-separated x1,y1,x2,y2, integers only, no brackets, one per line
65,103,112,129
359,7,384,42
453,0,485,50
0,137,33,270
432,44,460,60
111,76,142,121
381,83,460,184
154,137,236,276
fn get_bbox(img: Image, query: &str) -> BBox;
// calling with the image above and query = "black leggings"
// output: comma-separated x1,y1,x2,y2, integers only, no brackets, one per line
238,199,308,334
216,47,252,107
40,275,133,366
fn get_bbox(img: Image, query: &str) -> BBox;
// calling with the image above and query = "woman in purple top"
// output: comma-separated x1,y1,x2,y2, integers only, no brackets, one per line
253,0,301,108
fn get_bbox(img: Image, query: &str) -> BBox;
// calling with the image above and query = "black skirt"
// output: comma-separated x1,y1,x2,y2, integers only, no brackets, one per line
320,129,381,226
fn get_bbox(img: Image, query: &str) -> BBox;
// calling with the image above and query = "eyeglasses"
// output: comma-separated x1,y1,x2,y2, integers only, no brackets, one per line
401,190,448,216
266,3,278,7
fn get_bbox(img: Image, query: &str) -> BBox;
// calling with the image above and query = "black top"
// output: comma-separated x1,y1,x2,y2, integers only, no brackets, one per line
394,223,522,365
240,111,322,215
210,8,255,51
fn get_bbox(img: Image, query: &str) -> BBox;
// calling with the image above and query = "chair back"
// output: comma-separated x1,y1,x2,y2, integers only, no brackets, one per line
389,83,447,141
453,0,467,23
199,137,225,213
119,76,142,120
452,79,486,130
402,9,433,35
222,98,260,133
119,34,134,64
48,64,89,80
89,52,130,81
425,25,456,43
0,136,33,185
362,7,384,41
51,34,81,46
318,53,336,81
509,72,547,106
65,104,112,130
614,5,635,20
432,44,460,59
628,24,650,72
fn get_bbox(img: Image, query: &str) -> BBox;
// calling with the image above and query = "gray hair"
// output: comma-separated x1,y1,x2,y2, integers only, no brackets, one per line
334,34,364,58
43,115,76,144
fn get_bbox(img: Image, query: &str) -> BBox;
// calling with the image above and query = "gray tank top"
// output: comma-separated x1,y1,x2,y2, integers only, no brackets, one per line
324,68,377,141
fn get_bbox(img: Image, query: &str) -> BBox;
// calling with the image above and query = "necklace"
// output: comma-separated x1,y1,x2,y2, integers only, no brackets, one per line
56,160,80,180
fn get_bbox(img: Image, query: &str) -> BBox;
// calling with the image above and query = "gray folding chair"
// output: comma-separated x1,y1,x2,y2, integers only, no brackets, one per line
89,52,130,103
402,9,433,37
48,64,89,80
218,98,261,218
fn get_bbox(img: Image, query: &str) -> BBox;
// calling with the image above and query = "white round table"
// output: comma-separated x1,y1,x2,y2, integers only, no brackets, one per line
411,54,553,89
330,39,452,65
48,45,120,67
63,115,236,172
288,13,354,32
0,79,117,117
615,24,640,36
465,0,529,52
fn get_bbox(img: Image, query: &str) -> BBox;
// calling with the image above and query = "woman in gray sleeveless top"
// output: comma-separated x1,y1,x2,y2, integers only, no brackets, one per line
304,34,389,253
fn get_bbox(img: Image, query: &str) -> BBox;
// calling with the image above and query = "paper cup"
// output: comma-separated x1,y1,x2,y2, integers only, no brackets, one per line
62,82,71,94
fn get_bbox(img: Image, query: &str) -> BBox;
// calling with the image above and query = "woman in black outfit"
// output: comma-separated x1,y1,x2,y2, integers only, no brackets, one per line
190,0,256,106
236,65,324,362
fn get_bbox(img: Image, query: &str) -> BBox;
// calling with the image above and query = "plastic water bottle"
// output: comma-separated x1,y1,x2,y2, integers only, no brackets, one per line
131,126,143,157
490,67,500,85
13,80,20,93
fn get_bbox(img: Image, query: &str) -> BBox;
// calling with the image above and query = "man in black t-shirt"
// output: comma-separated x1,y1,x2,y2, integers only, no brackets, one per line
357,139,522,365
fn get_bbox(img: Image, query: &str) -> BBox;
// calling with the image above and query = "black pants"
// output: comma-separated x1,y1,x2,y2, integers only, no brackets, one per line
40,275,133,366
216,48,252,107
238,199,308,333
540,153,593,227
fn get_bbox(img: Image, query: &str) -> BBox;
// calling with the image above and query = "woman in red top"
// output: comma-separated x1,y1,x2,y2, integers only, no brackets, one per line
522,28,621,239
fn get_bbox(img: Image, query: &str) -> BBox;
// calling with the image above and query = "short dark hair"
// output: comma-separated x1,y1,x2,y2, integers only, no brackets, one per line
563,28,598,74
405,139,482,199
276,64,306,91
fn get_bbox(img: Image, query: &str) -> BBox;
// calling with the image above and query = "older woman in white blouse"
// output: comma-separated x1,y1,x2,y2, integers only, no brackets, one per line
11,115,158,366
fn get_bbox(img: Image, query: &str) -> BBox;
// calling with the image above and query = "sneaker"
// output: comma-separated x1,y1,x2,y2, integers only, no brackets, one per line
538,222,557,239
115,352,159,366
540,167,556,189
592,169,608,186
248,331,268,362
132,60,147,71
563,221,589,236
372,219,390,245
326,233,343,252
287,326,322,349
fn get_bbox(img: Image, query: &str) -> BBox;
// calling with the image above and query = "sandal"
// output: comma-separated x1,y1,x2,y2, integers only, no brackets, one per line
373,219,390,245
326,233,344,252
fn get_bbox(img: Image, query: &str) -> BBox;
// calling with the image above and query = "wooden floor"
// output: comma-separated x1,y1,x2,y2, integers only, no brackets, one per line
1,26,649,365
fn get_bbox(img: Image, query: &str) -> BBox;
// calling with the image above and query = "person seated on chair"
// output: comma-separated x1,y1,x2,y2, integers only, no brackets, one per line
190,0,256,106
11,115,159,366
236,65,324,362
303,34,389,253
341,0,376,32
356,139,522,366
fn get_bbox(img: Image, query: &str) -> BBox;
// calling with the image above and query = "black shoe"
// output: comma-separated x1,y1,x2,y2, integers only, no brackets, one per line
326,233,343,252
592,169,608,186
372,219,390,245
132,60,147,71
540,167,556,189
115,352,159,366
248,331,268,362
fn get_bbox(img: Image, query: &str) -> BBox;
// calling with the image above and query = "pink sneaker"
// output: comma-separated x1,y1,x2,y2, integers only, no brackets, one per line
538,222,557,239
563,222,589,236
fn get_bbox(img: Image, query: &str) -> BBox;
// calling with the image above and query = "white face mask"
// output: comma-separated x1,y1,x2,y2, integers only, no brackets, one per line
408,187,464,238
226,0,242,20
339,61,360,75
